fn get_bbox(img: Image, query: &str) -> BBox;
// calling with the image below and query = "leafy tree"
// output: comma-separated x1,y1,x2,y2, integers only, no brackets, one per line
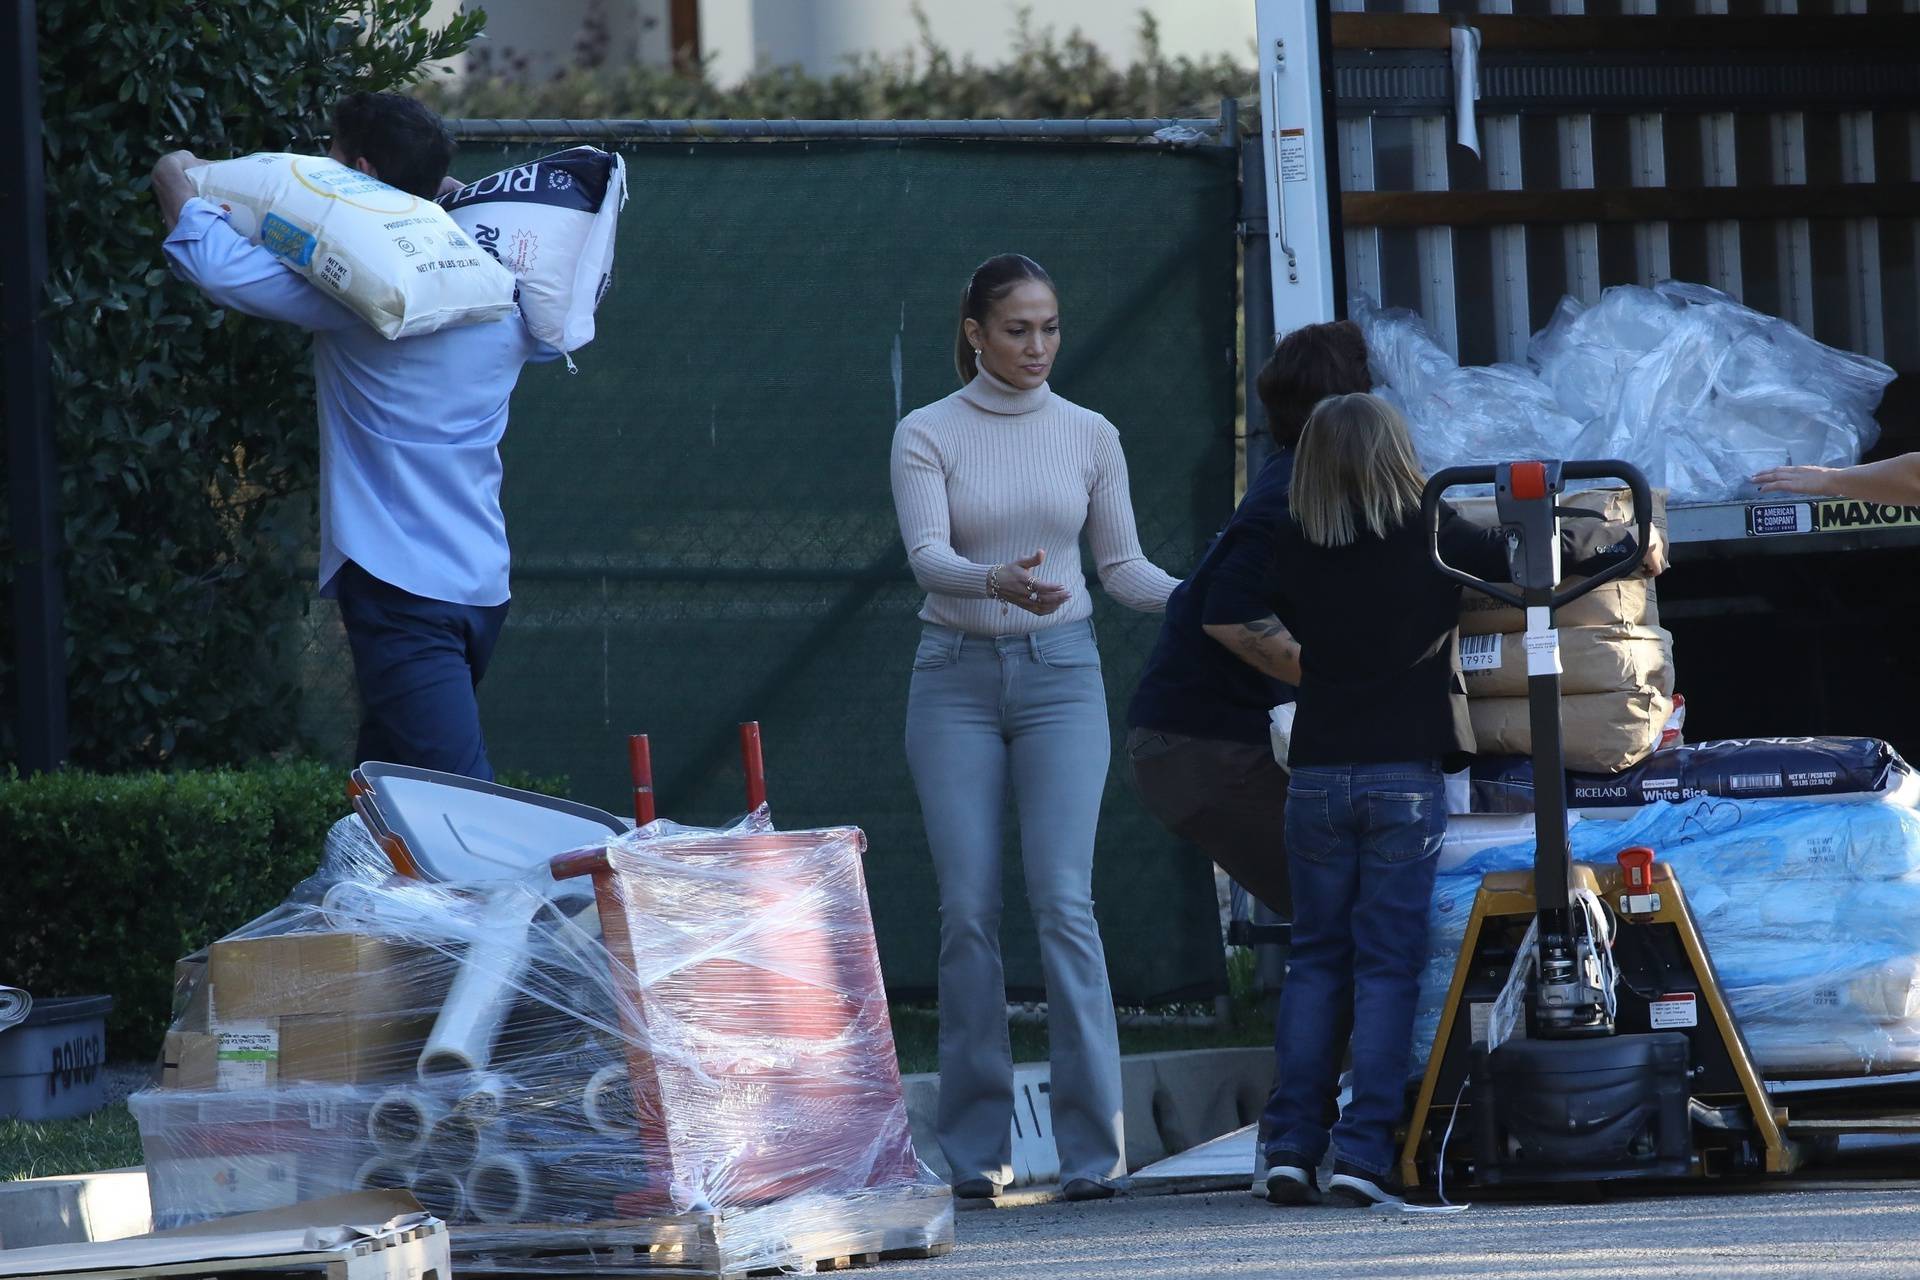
1,0,484,769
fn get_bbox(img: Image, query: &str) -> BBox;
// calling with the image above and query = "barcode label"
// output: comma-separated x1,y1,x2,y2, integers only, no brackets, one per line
1460,633,1502,672
1729,772,1782,791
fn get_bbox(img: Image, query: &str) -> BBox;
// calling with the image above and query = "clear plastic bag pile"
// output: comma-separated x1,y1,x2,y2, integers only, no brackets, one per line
1355,282,1896,503
1415,795,1920,1077
132,811,948,1270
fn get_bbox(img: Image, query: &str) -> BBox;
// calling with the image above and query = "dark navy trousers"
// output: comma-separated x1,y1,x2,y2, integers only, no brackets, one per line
333,561,510,781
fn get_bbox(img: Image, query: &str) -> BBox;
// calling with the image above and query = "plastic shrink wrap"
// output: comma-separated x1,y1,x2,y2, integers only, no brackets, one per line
1356,282,1894,503
134,810,950,1274
1414,797,1920,1077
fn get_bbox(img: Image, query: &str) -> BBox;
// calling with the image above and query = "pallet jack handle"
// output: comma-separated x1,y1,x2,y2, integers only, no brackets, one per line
1422,458,1652,1037
1421,459,1653,611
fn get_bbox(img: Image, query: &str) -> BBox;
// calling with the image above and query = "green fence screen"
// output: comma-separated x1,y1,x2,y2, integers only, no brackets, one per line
301,138,1240,1003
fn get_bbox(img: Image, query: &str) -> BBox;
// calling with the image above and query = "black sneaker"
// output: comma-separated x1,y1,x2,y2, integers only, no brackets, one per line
951,1177,1000,1200
1326,1160,1402,1208
1263,1151,1319,1205
1062,1178,1118,1202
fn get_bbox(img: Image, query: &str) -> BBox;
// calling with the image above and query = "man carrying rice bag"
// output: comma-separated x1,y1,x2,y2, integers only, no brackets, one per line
151,92,558,783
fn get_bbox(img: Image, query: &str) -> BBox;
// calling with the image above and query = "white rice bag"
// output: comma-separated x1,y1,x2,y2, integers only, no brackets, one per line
437,146,628,355
189,153,516,340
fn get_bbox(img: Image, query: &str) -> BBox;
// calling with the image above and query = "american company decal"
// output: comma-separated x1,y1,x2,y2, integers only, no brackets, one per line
1749,500,1920,536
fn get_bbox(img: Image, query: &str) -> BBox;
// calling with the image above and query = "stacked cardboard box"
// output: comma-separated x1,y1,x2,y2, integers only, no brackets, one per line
162,935,445,1091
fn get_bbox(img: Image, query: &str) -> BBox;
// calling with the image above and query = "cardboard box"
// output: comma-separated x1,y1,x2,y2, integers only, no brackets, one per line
1461,624,1675,700
208,933,429,1022
1459,578,1660,637
161,1031,218,1091
1469,688,1673,773
176,1014,434,1091
173,956,211,1033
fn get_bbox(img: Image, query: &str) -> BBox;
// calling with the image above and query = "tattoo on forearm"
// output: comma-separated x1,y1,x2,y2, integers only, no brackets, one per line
1229,617,1301,679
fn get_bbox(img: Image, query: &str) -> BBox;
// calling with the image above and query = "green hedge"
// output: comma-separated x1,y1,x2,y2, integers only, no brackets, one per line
0,0,482,773
0,763,570,1060
0,763,349,1059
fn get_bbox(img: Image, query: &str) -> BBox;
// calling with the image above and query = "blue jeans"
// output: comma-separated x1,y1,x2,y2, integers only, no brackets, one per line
904,620,1126,1188
1263,761,1446,1179
334,561,510,781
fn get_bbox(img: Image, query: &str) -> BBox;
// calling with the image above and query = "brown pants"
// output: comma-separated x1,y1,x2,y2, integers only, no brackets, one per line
1124,726,1291,918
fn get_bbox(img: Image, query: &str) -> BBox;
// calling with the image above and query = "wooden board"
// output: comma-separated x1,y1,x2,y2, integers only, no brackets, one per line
1127,1124,1259,1200
449,1183,955,1279
0,1222,449,1280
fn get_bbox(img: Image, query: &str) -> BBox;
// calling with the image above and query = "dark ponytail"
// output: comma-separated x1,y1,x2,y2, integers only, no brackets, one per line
954,253,1056,385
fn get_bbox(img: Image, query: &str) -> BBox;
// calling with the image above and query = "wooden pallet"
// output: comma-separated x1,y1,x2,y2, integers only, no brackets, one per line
449,1183,955,1278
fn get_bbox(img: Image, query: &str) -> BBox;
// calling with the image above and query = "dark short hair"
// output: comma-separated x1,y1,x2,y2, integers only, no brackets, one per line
1255,320,1373,450
330,92,455,199
954,254,1056,384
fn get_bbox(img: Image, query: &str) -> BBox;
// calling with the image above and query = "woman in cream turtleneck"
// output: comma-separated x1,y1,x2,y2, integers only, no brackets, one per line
889,253,1178,1202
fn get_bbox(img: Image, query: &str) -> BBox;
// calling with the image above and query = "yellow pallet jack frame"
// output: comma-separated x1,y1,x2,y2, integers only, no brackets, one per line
1399,858,1797,1187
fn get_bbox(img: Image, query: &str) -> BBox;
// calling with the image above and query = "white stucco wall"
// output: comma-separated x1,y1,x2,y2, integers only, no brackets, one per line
436,0,1254,87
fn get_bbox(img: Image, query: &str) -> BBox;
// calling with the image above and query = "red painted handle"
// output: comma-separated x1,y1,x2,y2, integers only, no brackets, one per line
628,733,656,826
740,721,767,812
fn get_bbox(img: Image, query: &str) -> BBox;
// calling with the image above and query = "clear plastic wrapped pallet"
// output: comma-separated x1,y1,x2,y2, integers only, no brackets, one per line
132,810,951,1273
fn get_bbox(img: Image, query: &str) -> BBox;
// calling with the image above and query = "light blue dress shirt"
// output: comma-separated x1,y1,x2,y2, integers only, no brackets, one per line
163,196,550,607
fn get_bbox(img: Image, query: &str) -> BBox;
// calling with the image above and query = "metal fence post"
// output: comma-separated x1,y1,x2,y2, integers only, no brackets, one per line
2,0,68,774
1241,129,1275,482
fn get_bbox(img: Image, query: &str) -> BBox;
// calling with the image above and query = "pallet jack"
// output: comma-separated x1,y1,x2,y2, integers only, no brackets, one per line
1399,459,1798,1192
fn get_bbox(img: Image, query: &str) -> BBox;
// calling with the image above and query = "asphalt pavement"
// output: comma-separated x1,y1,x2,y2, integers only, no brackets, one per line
879,1180,1920,1279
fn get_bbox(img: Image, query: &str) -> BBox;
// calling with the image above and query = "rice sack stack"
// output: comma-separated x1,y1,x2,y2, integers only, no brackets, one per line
1453,486,1673,773
437,146,628,357
189,153,516,339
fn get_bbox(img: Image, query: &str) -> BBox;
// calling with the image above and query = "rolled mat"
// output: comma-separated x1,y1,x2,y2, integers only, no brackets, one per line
0,986,29,1033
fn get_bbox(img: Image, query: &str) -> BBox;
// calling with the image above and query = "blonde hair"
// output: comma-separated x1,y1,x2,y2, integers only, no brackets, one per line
1289,392,1427,547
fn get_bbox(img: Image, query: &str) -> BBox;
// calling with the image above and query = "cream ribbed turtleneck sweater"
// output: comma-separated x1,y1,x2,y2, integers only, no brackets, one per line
889,365,1179,636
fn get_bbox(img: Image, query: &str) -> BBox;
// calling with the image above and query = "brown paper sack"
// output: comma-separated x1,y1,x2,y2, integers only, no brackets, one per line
1459,579,1660,637
1460,624,1675,700
1469,688,1673,773
1452,486,1666,637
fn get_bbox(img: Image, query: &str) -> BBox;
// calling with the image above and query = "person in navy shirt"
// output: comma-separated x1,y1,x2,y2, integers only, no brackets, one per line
1124,321,1373,917
151,93,553,781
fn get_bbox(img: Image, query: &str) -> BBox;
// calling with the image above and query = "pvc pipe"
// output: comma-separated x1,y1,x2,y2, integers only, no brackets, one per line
352,1156,415,1191
367,1087,441,1157
408,1169,466,1224
427,1113,483,1171
418,890,541,1080
454,1071,513,1126
466,1152,535,1224
582,1063,637,1137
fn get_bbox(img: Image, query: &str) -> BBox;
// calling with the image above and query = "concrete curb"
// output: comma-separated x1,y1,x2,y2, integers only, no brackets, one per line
903,1045,1272,1186
0,1167,150,1251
